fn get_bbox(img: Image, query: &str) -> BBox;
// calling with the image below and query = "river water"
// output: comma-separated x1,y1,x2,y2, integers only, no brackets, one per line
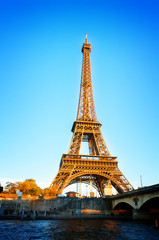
0,219,159,240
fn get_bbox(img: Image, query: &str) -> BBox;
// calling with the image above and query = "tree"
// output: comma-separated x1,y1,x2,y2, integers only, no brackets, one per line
43,187,53,196
18,179,42,195
5,179,43,196
5,182,19,193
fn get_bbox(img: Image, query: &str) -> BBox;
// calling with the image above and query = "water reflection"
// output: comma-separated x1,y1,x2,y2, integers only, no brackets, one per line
0,219,159,240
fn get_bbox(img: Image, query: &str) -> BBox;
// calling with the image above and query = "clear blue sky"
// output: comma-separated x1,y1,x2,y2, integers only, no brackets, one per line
0,0,159,191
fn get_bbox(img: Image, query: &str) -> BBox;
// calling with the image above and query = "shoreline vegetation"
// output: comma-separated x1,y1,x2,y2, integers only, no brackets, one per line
0,193,53,200
1,179,53,198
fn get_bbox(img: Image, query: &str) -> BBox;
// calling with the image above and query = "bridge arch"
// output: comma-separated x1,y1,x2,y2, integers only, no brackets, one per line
113,201,134,210
139,196,159,212
113,202,134,217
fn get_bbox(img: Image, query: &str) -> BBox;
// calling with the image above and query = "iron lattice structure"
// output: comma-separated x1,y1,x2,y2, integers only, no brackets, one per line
50,37,133,196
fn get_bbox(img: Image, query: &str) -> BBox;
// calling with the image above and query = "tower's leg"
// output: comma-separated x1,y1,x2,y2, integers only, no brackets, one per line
94,130,110,156
68,131,83,154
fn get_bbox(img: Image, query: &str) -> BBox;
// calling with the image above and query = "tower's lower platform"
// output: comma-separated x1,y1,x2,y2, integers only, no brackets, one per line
50,154,133,197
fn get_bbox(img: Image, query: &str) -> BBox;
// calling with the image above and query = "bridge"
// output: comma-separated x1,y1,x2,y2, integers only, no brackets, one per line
111,184,159,220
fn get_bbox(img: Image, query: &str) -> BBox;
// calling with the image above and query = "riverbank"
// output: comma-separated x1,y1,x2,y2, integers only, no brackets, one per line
0,214,132,221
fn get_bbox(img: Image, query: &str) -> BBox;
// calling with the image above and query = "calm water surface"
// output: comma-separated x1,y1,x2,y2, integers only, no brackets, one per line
0,219,159,240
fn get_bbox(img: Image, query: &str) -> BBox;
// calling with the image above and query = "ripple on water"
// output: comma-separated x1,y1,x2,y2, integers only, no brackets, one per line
0,219,159,240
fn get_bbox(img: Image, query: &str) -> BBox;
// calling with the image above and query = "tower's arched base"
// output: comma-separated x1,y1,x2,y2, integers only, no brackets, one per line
50,154,133,197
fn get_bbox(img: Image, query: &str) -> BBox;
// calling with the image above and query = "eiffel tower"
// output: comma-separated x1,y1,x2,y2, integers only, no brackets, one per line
50,35,133,197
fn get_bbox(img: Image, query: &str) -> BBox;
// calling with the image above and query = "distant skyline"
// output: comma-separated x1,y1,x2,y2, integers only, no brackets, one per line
0,0,159,194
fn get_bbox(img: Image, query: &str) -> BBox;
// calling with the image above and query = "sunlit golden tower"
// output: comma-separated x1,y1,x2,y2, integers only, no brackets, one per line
50,36,133,197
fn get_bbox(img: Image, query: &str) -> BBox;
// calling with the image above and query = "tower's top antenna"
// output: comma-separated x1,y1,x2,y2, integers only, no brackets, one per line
85,33,87,43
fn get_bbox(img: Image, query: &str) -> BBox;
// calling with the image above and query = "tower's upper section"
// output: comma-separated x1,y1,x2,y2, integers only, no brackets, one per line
76,36,98,122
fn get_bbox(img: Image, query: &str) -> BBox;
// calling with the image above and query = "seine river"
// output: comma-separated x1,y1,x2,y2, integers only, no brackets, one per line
0,219,159,240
